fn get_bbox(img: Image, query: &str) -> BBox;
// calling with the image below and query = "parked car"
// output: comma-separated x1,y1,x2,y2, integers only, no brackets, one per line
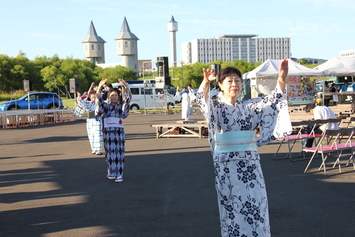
111,82,176,110
0,92,64,111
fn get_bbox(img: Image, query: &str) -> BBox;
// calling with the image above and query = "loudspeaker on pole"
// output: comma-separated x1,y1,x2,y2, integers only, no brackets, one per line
23,80,32,92
69,78,81,93
156,56,171,86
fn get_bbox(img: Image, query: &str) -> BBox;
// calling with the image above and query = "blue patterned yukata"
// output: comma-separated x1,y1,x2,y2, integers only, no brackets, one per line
196,84,291,237
98,93,131,178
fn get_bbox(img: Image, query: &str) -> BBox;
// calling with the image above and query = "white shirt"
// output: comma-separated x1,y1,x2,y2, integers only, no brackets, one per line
313,106,338,131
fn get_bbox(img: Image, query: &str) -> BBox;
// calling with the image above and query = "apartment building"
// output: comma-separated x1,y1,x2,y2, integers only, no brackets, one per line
182,34,291,64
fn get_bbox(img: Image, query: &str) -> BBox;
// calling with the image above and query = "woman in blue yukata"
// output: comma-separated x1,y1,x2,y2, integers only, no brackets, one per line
96,78,131,183
196,59,292,237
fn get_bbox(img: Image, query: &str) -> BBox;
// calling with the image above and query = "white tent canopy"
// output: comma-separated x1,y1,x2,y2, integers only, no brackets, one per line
314,56,355,76
243,59,321,103
243,58,324,79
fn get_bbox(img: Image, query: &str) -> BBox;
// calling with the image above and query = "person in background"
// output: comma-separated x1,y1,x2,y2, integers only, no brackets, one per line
181,87,191,121
341,81,349,92
304,103,339,148
101,83,113,101
75,82,95,103
187,84,196,115
196,59,291,237
330,83,337,106
75,82,103,155
324,81,330,107
173,86,182,104
187,84,196,103
96,78,131,183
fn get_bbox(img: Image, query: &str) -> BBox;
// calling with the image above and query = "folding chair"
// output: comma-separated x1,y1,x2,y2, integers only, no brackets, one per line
318,117,343,144
325,117,343,127
303,127,355,175
303,129,339,175
273,121,304,160
343,116,355,128
292,119,326,161
273,120,323,161
331,127,355,174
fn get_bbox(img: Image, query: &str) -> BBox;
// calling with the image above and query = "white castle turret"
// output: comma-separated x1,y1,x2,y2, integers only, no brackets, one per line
167,16,178,67
115,17,139,72
82,21,106,64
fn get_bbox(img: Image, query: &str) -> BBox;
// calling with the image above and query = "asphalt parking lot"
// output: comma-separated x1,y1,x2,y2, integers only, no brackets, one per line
1,111,355,237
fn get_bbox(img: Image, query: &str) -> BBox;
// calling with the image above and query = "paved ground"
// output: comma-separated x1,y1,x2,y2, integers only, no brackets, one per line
1,110,355,237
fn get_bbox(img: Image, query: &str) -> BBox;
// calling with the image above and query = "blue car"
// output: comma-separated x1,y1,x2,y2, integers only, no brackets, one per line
0,92,64,111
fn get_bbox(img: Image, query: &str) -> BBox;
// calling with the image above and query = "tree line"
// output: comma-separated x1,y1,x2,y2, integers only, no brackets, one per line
0,52,137,95
0,52,314,96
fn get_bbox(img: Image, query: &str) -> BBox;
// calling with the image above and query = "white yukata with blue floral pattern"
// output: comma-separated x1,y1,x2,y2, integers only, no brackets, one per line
196,83,291,237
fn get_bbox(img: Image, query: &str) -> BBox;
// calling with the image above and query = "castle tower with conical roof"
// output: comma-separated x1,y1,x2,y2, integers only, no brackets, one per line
115,17,139,72
82,21,106,64
167,16,178,67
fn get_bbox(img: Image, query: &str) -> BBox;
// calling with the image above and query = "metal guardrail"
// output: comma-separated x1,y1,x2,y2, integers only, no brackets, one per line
0,109,77,129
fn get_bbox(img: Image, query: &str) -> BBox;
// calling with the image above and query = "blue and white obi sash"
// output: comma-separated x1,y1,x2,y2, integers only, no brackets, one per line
214,131,258,153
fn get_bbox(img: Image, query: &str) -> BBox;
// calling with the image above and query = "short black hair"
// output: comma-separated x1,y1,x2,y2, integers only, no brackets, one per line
305,103,316,113
216,67,243,91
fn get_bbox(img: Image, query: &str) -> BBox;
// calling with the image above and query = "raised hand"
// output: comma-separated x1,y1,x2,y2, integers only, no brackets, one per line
118,78,128,88
278,59,288,82
96,78,108,98
203,68,217,82
99,78,108,87
278,59,288,93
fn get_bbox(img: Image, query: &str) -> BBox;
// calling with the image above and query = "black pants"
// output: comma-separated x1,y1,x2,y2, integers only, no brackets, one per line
305,125,322,148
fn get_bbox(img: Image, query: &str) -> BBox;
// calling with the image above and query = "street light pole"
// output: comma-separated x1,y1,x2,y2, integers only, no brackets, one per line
181,61,184,87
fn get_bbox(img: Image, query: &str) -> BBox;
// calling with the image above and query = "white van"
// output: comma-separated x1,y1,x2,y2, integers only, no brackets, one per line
111,80,175,110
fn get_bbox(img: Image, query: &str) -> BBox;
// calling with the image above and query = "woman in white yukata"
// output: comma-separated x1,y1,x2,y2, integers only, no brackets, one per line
96,78,131,183
196,59,291,237
181,87,191,121
75,82,103,155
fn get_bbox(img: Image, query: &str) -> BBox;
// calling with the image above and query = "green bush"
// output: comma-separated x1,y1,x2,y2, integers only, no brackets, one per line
0,91,27,101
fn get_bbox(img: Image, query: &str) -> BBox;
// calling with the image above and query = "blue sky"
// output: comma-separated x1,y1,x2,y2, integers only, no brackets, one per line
1,0,355,64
